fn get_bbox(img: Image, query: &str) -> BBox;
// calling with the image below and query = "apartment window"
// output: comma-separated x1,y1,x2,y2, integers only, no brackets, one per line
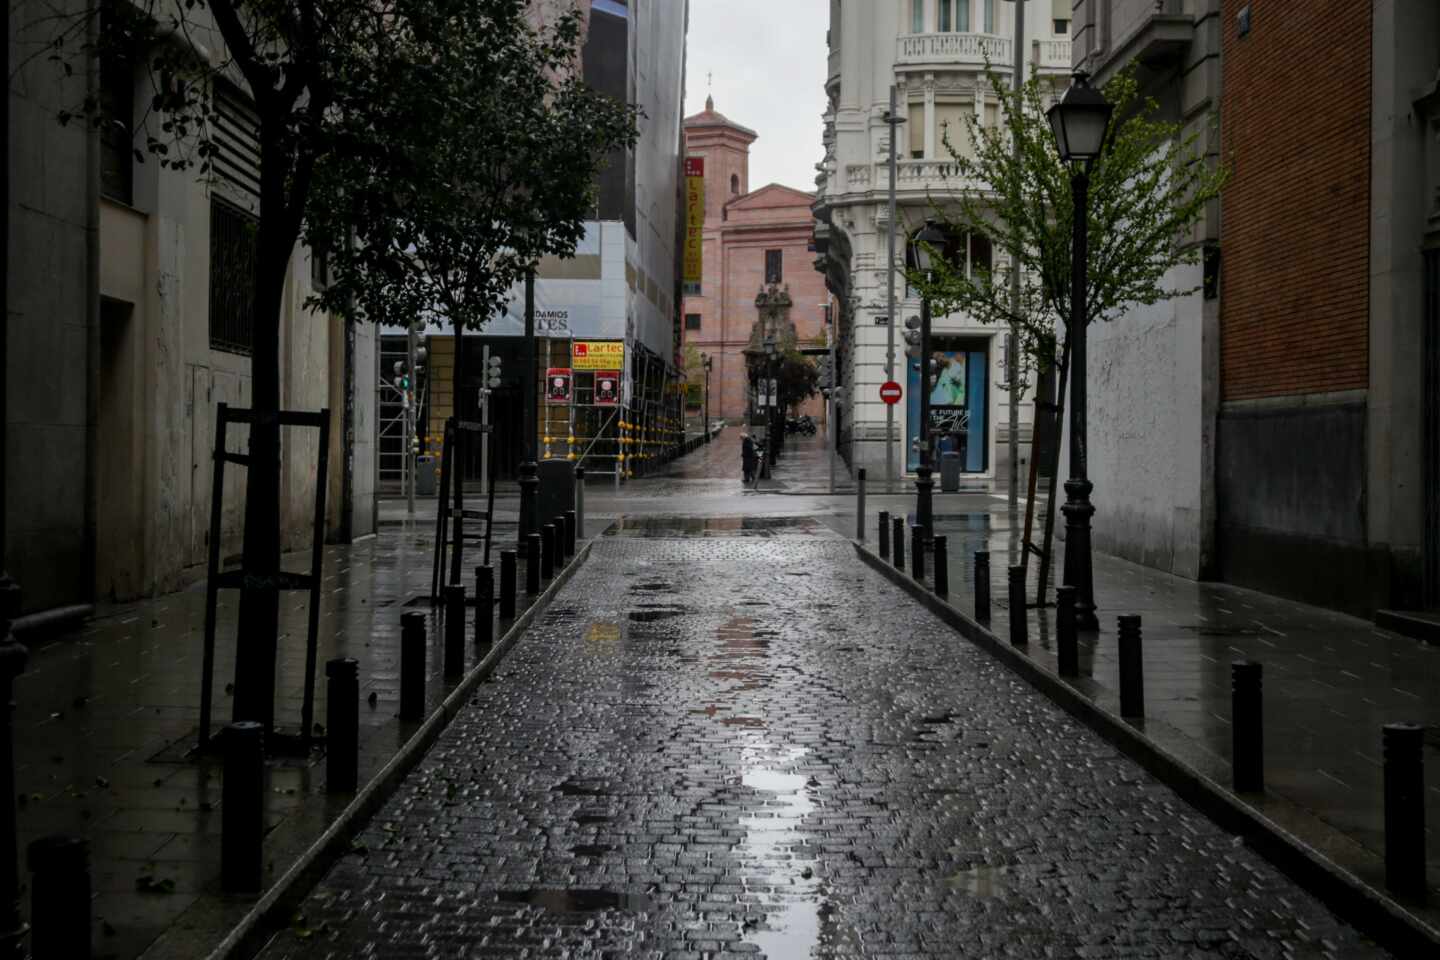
957,0,970,32
99,42,134,204
764,249,783,284
911,0,924,33
983,0,994,33
1054,18,1070,34
209,198,259,355
310,244,329,290
908,103,925,158
213,80,262,204
685,313,702,330
730,173,740,195
938,0,951,31
936,102,975,155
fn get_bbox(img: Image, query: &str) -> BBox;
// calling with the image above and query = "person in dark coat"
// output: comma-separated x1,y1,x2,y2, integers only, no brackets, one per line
741,432,758,485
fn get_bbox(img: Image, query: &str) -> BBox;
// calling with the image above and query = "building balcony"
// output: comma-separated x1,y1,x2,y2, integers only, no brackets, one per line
894,33,1012,74
1031,38,1072,74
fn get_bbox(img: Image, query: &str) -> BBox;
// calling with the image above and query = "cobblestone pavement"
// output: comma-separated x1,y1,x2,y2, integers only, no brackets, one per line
260,530,1389,959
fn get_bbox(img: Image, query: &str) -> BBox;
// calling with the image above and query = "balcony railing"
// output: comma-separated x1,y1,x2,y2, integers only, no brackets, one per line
1032,38,1072,72
895,33,1012,72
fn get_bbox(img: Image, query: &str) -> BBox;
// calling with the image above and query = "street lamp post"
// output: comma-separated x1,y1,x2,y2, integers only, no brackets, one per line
1047,71,1113,632
762,336,778,475
909,219,948,545
702,354,713,440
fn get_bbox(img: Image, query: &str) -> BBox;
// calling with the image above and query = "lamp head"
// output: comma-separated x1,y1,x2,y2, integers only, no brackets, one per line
1047,70,1113,164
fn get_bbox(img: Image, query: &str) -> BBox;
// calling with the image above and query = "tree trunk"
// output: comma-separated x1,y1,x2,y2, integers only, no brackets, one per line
231,224,289,735
232,115,301,735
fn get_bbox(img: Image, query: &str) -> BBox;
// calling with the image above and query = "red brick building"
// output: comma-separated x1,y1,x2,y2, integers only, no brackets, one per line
682,98,829,422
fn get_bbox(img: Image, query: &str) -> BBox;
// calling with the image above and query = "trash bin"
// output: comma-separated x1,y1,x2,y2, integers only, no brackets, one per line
415,456,437,496
940,451,962,492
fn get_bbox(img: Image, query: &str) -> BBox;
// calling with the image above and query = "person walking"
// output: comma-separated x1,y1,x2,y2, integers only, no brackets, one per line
741,432,758,486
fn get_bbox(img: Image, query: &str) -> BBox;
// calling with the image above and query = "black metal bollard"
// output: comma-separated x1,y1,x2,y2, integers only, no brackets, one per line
500,550,518,619
911,526,926,581
542,523,557,579
475,565,494,648
878,511,890,560
1056,585,1078,677
221,721,264,892
565,509,578,557
892,517,905,570
28,835,89,959
1383,722,1427,899
552,515,568,565
443,584,465,677
325,658,359,794
1118,615,1145,719
525,534,541,595
856,468,867,541
575,467,586,540
1008,566,1027,646
399,611,426,722
1231,661,1263,793
975,551,991,622
933,535,949,597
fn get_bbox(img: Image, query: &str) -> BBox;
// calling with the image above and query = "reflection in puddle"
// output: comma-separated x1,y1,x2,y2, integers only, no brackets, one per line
741,748,822,957
605,515,821,537
496,888,651,912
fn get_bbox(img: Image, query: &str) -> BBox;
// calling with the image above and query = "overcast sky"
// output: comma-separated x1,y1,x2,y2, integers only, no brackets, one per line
683,0,829,195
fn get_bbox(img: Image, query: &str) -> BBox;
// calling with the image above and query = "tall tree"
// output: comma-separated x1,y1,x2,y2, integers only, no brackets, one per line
34,0,634,733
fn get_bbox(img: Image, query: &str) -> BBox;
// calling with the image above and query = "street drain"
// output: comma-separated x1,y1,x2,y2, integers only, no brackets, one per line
496,889,652,912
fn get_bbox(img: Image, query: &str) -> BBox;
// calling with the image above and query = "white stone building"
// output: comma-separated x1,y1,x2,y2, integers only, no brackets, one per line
814,0,1073,481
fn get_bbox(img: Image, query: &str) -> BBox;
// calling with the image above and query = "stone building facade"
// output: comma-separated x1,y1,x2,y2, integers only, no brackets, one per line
814,0,1071,481
1073,0,1440,619
8,0,375,614
682,97,828,423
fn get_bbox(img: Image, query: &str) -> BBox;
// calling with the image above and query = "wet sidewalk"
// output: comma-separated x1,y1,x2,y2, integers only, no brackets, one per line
830,503,1440,921
259,521,1387,958
12,510,556,959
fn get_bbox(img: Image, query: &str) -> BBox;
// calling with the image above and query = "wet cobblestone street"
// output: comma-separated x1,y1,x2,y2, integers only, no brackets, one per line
261,523,1390,959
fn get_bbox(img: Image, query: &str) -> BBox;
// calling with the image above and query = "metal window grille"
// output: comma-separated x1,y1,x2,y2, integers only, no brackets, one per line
209,198,259,355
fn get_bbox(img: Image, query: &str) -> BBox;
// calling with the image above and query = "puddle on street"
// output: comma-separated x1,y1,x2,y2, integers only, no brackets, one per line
496,888,651,912
605,516,822,537
946,864,1009,896
628,606,687,623
740,747,823,957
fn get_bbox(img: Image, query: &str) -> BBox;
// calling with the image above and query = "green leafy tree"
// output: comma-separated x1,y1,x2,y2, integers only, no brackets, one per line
912,67,1228,377
307,5,639,335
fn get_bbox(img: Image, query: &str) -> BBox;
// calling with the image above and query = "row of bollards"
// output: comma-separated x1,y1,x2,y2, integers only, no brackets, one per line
22,503,598,955
869,529,1430,906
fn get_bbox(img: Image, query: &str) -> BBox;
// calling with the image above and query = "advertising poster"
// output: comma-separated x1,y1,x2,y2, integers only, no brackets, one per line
573,340,625,370
594,370,620,405
908,348,988,472
683,157,705,295
545,368,572,404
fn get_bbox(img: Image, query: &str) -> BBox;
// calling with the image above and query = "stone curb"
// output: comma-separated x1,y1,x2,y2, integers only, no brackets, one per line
201,533,603,960
853,539,1440,959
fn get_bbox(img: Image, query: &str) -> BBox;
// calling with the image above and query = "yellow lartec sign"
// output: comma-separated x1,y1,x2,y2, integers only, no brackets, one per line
683,157,704,295
573,340,625,371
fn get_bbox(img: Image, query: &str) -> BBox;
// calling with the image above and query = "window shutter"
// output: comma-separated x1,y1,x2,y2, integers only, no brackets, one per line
935,103,974,155
908,104,925,157
213,81,261,204
1053,0,1070,22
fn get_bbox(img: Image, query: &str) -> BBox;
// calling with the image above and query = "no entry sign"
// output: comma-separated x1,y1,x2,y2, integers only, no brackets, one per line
879,381,903,405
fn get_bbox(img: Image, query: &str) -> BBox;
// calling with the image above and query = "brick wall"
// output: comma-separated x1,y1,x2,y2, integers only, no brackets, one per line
1219,0,1371,400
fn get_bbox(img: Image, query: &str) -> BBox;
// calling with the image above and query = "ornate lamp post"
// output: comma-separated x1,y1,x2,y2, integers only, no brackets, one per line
1047,71,1113,632
908,218,947,545
762,336,779,474
701,353,713,440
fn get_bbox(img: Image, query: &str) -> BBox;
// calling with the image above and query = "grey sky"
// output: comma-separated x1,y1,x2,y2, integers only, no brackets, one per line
683,0,829,195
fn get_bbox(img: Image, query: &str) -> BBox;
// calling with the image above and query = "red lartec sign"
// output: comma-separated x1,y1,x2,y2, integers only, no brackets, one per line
879,381,903,405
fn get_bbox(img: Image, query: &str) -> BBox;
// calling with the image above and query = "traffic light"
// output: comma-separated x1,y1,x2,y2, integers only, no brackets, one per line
392,360,411,392
486,354,503,389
